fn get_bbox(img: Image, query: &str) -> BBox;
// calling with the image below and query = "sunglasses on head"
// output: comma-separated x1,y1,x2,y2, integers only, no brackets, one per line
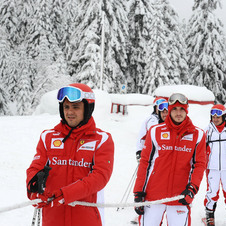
168,93,188,105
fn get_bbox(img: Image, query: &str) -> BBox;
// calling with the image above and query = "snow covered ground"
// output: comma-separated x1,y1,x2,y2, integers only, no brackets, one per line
0,85,226,225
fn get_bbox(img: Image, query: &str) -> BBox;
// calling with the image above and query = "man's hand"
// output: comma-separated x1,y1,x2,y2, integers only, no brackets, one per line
30,189,64,208
134,191,146,215
30,192,49,208
179,183,198,205
46,189,64,208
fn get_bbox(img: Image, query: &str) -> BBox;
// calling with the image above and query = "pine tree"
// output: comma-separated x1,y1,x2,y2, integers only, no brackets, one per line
16,43,32,115
0,26,12,115
0,26,10,86
186,0,226,103
60,0,79,61
161,0,188,84
24,0,69,109
0,84,12,115
102,0,129,92
0,0,19,45
127,0,154,93
69,1,102,89
143,0,188,94
69,0,129,93
31,34,70,108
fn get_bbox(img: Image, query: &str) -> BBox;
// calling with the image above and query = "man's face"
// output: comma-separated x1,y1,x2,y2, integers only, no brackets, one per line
170,106,187,125
212,115,223,126
63,99,84,127
160,109,168,121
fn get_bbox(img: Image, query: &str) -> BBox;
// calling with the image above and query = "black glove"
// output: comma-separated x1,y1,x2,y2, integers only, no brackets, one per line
27,163,52,194
134,191,146,215
136,151,142,162
179,183,198,205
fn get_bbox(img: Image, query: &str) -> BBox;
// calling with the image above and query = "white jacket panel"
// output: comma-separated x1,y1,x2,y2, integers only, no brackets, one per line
206,122,226,170
136,113,159,152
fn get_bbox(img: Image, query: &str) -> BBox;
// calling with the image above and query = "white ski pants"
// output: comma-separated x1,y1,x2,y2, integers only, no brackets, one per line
139,204,190,226
205,169,226,210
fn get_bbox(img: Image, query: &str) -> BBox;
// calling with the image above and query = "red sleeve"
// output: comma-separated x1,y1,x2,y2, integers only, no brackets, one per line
134,129,153,193
62,133,114,204
26,133,48,198
190,130,207,188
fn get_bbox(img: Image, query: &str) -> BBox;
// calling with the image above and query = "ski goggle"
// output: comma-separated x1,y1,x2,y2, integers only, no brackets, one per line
210,109,224,116
154,98,166,106
158,102,168,111
57,86,95,103
168,93,188,105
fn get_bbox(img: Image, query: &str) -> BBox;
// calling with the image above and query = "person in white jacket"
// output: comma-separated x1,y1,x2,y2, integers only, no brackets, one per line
204,104,226,226
136,97,167,161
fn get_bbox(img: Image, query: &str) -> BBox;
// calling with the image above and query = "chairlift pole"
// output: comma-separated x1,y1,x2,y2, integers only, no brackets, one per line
100,10,105,90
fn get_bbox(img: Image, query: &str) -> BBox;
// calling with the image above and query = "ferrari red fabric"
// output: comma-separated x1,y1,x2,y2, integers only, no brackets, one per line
134,116,206,205
26,117,114,226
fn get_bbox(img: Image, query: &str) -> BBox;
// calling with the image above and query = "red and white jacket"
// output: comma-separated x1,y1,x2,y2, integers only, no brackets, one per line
136,113,159,152
134,116,206,205
206,122,226,170
26,117,114,226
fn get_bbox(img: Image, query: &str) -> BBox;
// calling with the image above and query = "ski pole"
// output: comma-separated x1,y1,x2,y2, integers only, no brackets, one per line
30,161,51,225
117,165,138,211
31,208,41,226
37,208,41,226
31,208,38,226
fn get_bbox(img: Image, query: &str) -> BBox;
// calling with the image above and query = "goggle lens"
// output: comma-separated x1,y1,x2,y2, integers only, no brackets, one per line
158,102,168,111
57,87,82,103
211,109,223,116
155,98,166,106
168,93,188,105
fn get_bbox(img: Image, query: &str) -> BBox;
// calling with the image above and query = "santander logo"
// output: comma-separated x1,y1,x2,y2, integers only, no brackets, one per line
50,157,92,168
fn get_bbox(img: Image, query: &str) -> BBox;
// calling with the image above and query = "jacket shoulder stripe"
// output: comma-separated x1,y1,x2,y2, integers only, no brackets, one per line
195,127,205,143
41,130,55,150
96,131,109,149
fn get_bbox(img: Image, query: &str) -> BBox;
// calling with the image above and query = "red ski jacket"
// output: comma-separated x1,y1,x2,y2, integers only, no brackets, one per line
134,116,206,205
26,117,114,226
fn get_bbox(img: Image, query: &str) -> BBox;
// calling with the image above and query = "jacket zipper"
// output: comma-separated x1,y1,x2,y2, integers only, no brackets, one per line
219,133,221,170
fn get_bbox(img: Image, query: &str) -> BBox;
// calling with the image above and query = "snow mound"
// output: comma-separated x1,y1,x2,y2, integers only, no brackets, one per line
153,85,215,102
34,90,58,115
92,89,112,121
34,89,112,121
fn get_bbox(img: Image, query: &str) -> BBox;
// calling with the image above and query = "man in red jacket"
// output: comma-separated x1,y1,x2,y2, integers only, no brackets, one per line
133,93,206,226
26,83,114,226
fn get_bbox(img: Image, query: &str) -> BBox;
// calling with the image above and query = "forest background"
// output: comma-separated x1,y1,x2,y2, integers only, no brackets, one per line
0,0,226,116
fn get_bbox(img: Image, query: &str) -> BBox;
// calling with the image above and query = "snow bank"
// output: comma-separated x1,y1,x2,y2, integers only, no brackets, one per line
34,85,215,118
34,89,112,122
153,85,215,102
34,90,58,115
92,89,112,121
109,85,214,107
